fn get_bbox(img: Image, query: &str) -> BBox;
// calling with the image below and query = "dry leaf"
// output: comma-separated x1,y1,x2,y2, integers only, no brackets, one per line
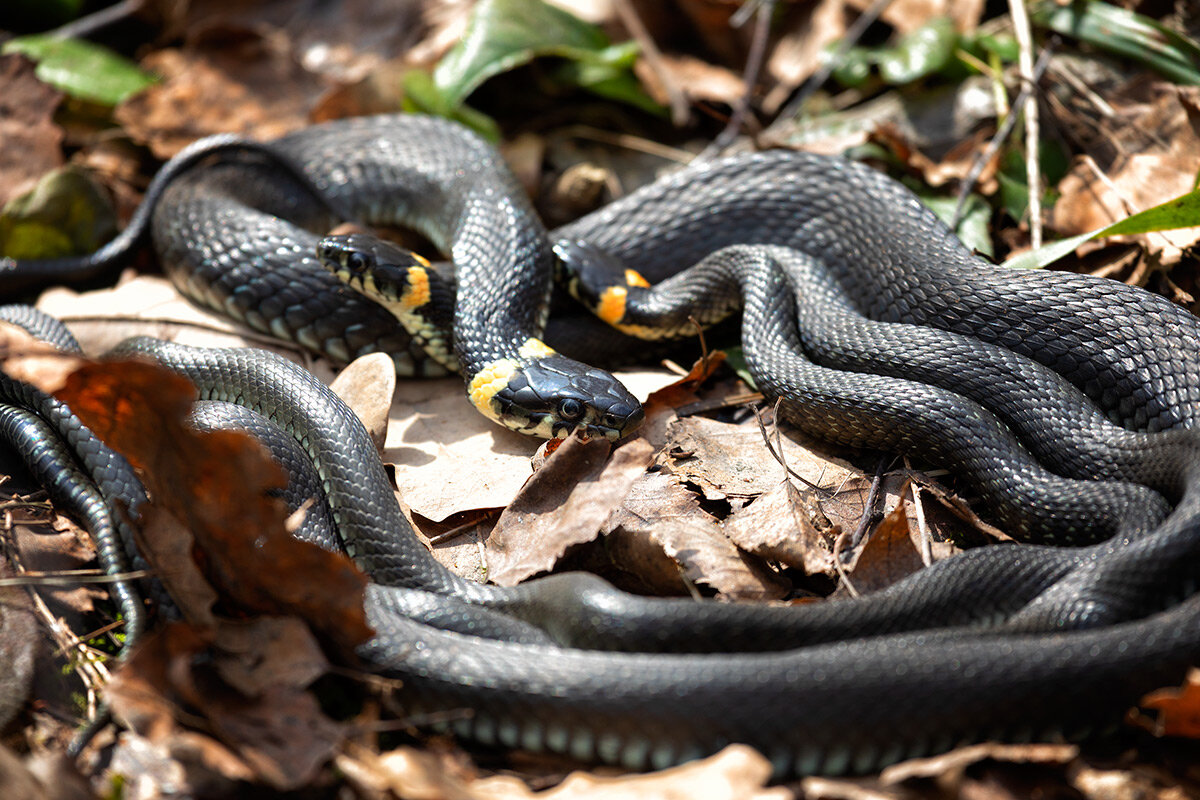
832,503,927,597
0,556,36,731
486,436,652,586
665,416,804,500
1051,84,1200,267
55,359,371,653
106,619,343,790
1140,668,1200,738
614,471,789,600
0,54,63,208
115,36,320,158
330,352,396,453
339,743,788,800
877,742,1077,785
845,0,984,34
723,479,839,577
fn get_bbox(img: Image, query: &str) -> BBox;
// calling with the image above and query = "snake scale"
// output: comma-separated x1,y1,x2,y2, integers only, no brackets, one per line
1,114,1199,776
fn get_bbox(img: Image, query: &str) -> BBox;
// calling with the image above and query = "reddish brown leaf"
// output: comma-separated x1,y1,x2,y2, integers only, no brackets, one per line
55,359,371,653
1141,669,1200,738
639,352,726,448
833,502,926,598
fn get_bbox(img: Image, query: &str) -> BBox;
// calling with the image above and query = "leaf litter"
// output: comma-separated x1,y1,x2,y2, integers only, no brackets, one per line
2,0,1200,796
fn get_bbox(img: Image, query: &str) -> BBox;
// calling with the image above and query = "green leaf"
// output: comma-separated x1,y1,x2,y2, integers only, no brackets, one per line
974,32,1020,63
401,70,502,140
1002,188,1200,270
0,166,116,260
830,47,873,88
410,0,660,129
551,41,662,114
3,35,156,105
1031,0,1200,85
922,193,994,258
722,346,757,391
876,17,959,84
433,0,608,104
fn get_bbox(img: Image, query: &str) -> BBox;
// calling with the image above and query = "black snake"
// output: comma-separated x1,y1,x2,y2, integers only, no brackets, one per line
1,114,1199,776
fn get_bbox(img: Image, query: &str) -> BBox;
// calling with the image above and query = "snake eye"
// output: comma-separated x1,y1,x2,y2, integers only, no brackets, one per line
557,397,585,422
344,250,369,274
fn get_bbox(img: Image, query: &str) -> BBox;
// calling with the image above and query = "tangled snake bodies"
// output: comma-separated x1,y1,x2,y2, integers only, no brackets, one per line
1,115,1199,774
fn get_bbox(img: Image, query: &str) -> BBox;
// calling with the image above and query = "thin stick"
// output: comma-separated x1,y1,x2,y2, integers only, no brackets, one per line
613,0,690,126
703,0,777,157
47,0,144,40
1009,0,1042,248
774,0,895,123
951,44,1053,229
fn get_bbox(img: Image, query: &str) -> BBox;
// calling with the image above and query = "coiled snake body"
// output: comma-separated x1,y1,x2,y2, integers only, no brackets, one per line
2,115,1200,775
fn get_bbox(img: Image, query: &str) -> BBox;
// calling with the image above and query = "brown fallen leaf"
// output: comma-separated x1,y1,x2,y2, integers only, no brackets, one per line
639,351,727,449
845,0,985,34
0,554,36,732
115,34,320,159
832,503,926,598
0,744,84,800
0,54,63,209
666,415,806,501
105,618,343,790
612,471,789,601
1139,668,1200,738
338,742,788,800
7,514,102,635
330,352,396,453
485,436,653,586
54,359,371,654
634,53,745,110
876,742,1077,786
1051,84,1200,270
723,478,839,578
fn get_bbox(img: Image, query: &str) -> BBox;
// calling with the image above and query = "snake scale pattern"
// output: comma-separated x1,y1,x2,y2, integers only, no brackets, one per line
1,114,1199,776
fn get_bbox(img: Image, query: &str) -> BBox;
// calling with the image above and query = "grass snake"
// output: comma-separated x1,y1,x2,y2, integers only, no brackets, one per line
1,114,1199,775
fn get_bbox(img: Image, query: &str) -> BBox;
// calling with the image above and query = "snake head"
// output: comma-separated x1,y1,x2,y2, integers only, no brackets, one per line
316,234,434,300
470,350,644,441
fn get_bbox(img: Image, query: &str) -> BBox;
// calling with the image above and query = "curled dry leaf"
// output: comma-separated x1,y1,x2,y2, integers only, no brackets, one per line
53,359,371,653
1139,668,1200,738
832,503,927,598
613,471,789,601
639,351,727,449
875,742,1077,786
723,478,839,577
485,436,652,586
